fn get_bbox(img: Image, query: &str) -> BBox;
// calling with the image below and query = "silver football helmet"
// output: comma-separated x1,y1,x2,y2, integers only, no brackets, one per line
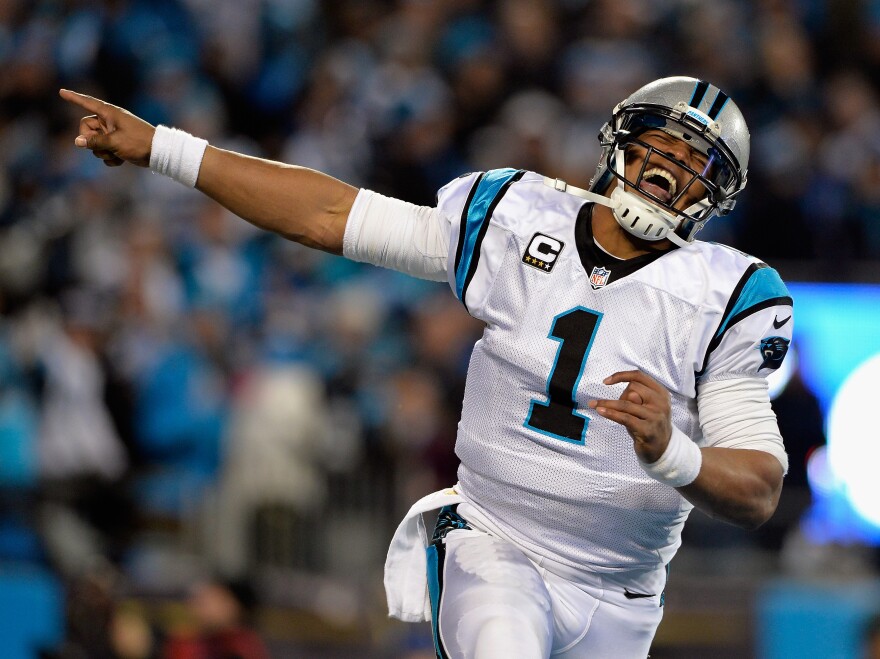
588,76,750,246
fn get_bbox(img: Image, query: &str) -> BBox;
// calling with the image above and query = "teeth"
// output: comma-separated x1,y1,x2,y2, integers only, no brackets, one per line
643,168,677,197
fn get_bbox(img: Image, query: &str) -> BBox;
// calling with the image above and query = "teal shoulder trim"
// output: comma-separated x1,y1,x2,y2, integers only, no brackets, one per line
716,265,791,338
453,167,522,303
697,263,793,378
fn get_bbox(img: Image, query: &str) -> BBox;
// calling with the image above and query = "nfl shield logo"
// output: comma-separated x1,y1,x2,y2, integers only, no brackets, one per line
589,266,610,289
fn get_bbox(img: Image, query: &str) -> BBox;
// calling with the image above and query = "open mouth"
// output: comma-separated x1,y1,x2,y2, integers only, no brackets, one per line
638,167,677,204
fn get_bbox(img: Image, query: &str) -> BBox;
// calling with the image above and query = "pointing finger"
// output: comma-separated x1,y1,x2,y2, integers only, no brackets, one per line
590,404,645,432
589,398,651,420
602,370,663,392
59,89,112,117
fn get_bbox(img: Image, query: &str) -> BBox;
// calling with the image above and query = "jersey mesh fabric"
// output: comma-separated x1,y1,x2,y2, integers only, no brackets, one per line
456,250,698,571
438,171,789,573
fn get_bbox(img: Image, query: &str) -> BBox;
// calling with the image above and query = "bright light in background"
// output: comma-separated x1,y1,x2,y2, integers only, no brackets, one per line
782,283,880,542
826,354,880,527
805,445,835,497
785,283,880,412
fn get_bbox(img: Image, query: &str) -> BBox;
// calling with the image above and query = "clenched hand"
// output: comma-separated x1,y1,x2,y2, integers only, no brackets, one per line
589,370,673,464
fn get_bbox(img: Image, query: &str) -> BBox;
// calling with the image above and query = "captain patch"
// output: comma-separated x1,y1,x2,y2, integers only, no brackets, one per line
523,233,564,273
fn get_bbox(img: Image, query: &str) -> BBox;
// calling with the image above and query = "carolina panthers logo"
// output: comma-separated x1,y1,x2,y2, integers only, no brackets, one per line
757,336,790,371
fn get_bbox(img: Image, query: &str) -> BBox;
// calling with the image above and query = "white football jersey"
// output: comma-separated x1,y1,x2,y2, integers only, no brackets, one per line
436,169,793,572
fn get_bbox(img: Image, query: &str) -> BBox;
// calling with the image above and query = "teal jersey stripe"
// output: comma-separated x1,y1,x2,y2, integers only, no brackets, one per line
454,168,519,300
716,266,791,339
426,544,446,658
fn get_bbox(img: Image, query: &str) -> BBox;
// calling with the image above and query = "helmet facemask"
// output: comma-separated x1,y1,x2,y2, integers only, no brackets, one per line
604,130,715,244
592,93,748,246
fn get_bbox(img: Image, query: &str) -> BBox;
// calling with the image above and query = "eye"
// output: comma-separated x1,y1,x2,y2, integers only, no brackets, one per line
624,145,645,163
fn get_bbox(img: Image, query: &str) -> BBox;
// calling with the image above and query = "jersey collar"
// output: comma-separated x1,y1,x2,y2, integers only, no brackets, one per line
574,204,675,286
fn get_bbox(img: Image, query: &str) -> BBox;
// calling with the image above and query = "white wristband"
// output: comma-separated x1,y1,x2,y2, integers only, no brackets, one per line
639,426,702,488
149,125,208,188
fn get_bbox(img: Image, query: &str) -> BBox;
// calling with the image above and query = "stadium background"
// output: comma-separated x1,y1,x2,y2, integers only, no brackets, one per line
1,0,879,656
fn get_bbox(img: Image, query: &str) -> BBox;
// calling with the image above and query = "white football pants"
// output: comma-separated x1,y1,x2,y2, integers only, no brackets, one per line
427,504,665,658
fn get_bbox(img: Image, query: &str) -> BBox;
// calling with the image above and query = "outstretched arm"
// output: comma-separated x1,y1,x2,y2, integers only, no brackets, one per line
59,89,358,254
590,370,784,529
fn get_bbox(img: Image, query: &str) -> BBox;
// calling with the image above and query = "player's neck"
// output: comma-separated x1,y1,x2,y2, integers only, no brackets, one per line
591,204,673,260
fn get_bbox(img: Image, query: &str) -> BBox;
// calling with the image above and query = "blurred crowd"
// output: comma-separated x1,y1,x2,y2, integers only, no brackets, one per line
1,0,879,655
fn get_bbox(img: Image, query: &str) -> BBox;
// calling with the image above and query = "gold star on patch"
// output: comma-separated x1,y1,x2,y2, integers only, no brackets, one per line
521,232,565,273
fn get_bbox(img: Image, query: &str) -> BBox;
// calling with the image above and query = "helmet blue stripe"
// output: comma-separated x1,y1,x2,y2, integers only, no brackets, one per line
708,91,729,119
689,80,709,108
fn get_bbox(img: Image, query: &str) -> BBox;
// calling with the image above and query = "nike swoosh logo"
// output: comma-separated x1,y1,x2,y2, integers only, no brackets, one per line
623,589,655,600
773,315,792,329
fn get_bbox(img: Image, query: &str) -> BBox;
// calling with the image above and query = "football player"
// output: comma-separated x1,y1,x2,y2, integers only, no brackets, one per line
62,76,792,658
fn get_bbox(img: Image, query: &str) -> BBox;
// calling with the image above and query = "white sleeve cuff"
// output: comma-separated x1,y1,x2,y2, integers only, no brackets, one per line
149,125,208,188
343,189,449,282
639,426,703,488
696,377,789,474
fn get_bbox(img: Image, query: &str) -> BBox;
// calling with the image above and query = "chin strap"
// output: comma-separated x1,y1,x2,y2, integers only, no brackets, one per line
543,176,616,206
542,177,691,248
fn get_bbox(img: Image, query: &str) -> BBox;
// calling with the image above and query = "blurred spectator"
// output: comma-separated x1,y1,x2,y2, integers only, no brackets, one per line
204,363,342,578
757,367,826,551
37,291,127,483
48,567,126,659
35,290,134,578
0,294,41,564
865,614,880,659
131,312,227,521
2,0,880,653
162,578,269,659
0,301,38,490
110,601,160,659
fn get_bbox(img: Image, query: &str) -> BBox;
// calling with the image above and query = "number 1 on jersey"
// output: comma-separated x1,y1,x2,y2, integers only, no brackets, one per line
524,307,603,444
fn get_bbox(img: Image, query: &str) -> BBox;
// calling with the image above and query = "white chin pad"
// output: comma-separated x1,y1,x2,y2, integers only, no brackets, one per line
610,187,679,242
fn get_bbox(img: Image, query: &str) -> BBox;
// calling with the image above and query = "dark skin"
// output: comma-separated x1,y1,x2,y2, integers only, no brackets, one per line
591,129,710,259
60,89,783,529
591,131,782,529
